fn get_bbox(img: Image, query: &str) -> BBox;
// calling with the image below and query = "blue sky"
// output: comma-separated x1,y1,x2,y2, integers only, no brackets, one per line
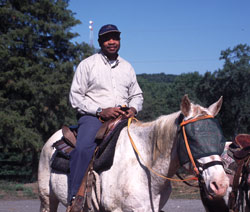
68,0,250,75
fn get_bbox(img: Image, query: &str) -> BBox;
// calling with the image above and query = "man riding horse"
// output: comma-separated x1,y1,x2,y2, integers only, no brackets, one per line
68,24,143,209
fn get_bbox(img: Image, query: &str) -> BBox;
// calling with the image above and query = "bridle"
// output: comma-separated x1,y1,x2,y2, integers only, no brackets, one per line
127,115,224,188
180,115,224,195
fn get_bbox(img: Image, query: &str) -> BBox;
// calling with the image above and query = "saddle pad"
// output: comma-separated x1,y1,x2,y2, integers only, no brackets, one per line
93,119,128,173
51,138,73,173
51,150,70,173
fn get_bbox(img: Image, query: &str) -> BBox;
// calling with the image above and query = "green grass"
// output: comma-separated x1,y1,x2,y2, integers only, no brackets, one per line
0,177,201,200
0,180,38,200
170,175,201,199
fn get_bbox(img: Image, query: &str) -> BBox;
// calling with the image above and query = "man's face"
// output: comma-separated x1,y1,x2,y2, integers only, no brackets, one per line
99,32,120,59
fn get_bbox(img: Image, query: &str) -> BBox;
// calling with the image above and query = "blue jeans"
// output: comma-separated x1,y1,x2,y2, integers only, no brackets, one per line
69,115,102,200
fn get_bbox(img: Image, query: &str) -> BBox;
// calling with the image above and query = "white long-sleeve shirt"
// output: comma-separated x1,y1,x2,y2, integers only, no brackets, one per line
69,52,143,116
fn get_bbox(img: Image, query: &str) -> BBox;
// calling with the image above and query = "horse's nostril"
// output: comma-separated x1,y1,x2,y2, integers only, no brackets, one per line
209,180,228,197
211,181,219,191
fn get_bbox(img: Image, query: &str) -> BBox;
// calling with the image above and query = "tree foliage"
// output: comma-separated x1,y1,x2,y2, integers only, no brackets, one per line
0,0,95,179
137,73,176,121
197,44,250,138
137,44,250,140
137,72,203,121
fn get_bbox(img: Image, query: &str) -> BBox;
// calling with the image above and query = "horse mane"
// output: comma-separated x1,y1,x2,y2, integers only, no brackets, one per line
152,111,182,162
135,111,182,163
132,100,211,164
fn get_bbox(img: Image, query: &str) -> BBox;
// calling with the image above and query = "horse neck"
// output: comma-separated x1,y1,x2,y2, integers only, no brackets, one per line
135,111,181,175
152,111,181,159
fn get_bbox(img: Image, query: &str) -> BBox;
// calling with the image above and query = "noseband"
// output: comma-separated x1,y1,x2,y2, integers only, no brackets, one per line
180,115,224,193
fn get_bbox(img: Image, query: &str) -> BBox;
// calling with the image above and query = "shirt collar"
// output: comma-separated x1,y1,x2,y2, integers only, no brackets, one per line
99,51,120,68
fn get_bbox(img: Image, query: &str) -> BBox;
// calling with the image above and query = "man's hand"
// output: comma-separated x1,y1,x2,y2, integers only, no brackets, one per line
124,107,137,118
99,107,125,121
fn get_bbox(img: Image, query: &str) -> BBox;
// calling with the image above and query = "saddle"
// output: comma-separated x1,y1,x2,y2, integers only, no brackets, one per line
51,115,127,173
221,134,250,184
63,115,125,146
225,134,250,211
229,134,250,160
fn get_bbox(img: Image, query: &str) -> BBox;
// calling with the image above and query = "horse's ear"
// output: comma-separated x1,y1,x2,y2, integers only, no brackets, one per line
181,94,191,117
208,96,223,116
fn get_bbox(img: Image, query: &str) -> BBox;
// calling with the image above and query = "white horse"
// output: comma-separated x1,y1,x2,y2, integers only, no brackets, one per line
38,95,229,212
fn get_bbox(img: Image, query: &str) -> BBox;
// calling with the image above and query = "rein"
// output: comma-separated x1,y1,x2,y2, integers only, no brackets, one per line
127,117,197,182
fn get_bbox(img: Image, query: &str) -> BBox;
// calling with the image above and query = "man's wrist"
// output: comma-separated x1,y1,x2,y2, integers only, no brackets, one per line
96,107,102,117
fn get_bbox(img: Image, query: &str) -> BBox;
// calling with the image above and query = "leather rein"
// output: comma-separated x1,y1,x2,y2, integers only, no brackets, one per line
127,115,224,186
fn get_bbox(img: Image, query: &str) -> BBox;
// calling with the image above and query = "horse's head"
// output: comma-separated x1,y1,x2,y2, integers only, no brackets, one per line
179,95,229,200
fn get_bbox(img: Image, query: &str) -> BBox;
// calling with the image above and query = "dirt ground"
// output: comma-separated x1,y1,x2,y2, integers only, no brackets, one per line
0,199,205,212
0,179,203,212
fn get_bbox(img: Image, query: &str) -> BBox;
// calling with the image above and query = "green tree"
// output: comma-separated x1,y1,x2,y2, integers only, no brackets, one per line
137,73,202,121
197,44,250,138
137,73,176,121
0,0,95,180
169,72,203,111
